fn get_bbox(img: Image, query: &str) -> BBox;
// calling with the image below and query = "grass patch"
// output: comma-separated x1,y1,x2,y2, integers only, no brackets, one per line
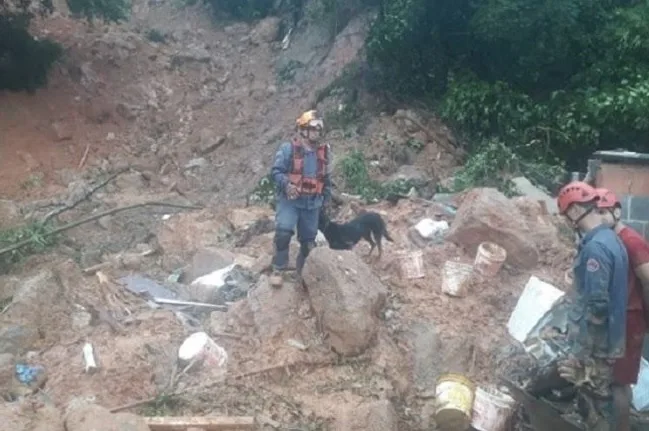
0,222,57,273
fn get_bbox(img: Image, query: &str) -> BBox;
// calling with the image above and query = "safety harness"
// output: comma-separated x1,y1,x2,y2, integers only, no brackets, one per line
288,139,327,195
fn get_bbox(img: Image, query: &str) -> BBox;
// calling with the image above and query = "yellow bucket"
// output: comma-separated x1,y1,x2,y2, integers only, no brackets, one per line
434,373,475,431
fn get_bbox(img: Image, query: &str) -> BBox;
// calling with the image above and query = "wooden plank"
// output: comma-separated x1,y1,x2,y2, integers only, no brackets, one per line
145,416,256,430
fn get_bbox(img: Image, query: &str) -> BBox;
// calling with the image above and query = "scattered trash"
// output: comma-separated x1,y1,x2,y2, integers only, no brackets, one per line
473,242,507,277
15,363,45,385
153,298,227,311
398,250,425,279
82,343,98,374
434,373,475,431
119,275,178,301
441,261,474,297
178,332,228,369
506,276,565,344
471,386,516,431
414,218,449,240
189,264,250,304
287,339,308,351
281,27,292,50
167,268,184,284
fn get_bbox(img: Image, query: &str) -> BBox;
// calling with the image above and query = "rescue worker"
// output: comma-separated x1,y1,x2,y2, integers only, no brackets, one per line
556,181,629,430
595,188,649,431
269,110,332,288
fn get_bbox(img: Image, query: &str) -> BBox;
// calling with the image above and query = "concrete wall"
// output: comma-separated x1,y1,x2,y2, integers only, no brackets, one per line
593,160,649,241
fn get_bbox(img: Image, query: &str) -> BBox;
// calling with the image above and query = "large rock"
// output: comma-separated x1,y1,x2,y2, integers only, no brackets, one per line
446,188,539,269
302,248,387,356
334,400,398,431
65,404,149,431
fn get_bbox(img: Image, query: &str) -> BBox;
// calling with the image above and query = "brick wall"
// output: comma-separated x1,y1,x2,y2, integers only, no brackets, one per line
592,160,649,241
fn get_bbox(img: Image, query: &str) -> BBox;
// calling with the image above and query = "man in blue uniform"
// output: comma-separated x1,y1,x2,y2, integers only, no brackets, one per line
269,110,332,288
556,181,629,430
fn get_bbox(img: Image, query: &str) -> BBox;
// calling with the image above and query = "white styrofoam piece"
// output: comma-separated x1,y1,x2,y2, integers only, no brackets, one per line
632,358,649,411
507,276,565,343
414,218,449,239
191,263,236,288
82,343,98,373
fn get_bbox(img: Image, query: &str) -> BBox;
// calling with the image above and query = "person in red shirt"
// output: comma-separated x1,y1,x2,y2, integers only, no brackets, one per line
595,188,649,430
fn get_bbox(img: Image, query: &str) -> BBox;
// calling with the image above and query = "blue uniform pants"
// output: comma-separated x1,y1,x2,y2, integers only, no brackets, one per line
272,198,320,273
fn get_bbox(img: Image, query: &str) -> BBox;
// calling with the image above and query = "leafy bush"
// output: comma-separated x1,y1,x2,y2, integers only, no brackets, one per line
204,0,274,20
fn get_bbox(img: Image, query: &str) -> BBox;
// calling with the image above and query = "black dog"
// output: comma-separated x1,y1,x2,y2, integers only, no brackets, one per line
318,210,394,257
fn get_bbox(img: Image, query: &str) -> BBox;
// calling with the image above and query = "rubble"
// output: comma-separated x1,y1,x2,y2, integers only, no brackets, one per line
65,403,149,431
335,400,398,431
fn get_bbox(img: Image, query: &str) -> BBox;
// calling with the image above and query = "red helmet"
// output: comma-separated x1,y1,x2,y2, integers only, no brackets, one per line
557,181,598,215
595,188,621,209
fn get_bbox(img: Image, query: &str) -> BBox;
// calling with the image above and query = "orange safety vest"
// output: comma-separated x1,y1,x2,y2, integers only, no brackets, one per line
288,139,328,195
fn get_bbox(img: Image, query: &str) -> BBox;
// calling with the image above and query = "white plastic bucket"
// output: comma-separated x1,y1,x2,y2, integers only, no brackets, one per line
178,332,228,369
473,242,507,277
441,261,474,297
471,387,516,431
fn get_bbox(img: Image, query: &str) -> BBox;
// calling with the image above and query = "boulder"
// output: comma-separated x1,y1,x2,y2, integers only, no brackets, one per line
65,404,149,431
334,400,398,431
302,248,387,356
446,188,539,270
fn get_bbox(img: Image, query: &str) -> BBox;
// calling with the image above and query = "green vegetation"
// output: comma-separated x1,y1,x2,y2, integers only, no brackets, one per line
340,149,425,202
0,222,57,273
0,0,129,92
364,0,649,190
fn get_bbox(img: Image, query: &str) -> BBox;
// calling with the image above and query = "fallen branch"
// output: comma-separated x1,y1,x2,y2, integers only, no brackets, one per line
43,168,129,224
0,201,203,258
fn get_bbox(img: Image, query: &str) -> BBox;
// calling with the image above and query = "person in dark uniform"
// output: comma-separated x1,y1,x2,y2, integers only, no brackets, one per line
556,181,630,430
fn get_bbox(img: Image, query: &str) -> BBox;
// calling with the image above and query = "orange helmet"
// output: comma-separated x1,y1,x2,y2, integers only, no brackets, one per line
296,110,324,130
557,181,598,215
595,188,621,209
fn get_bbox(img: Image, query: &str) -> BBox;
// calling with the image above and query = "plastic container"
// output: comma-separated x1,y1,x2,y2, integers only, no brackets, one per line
441,261,474,297
399,250,425,279
178,332,228,369
471,386,517,431
434,373,475,431
473,242,507,277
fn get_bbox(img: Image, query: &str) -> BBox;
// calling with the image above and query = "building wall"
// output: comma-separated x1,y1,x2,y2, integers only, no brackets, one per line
594,162,649,240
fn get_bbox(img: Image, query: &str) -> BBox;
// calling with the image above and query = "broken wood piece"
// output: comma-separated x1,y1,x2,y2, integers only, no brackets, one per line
153,298,228,311
144,416,256,430
83,262,113,275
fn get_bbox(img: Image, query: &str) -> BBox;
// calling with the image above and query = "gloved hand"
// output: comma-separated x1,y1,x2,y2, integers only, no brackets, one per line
286,184,299,199
558,356,592,387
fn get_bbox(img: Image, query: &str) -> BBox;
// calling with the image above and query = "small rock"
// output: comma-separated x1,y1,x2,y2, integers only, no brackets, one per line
51,121,73,141
98,215,113,230
335,400,398,431
106,132,116,141
173,45,211,64
184,157,208,170
115,172,147,191
195,129,226,155
116,102,139,120
266,85,277,96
